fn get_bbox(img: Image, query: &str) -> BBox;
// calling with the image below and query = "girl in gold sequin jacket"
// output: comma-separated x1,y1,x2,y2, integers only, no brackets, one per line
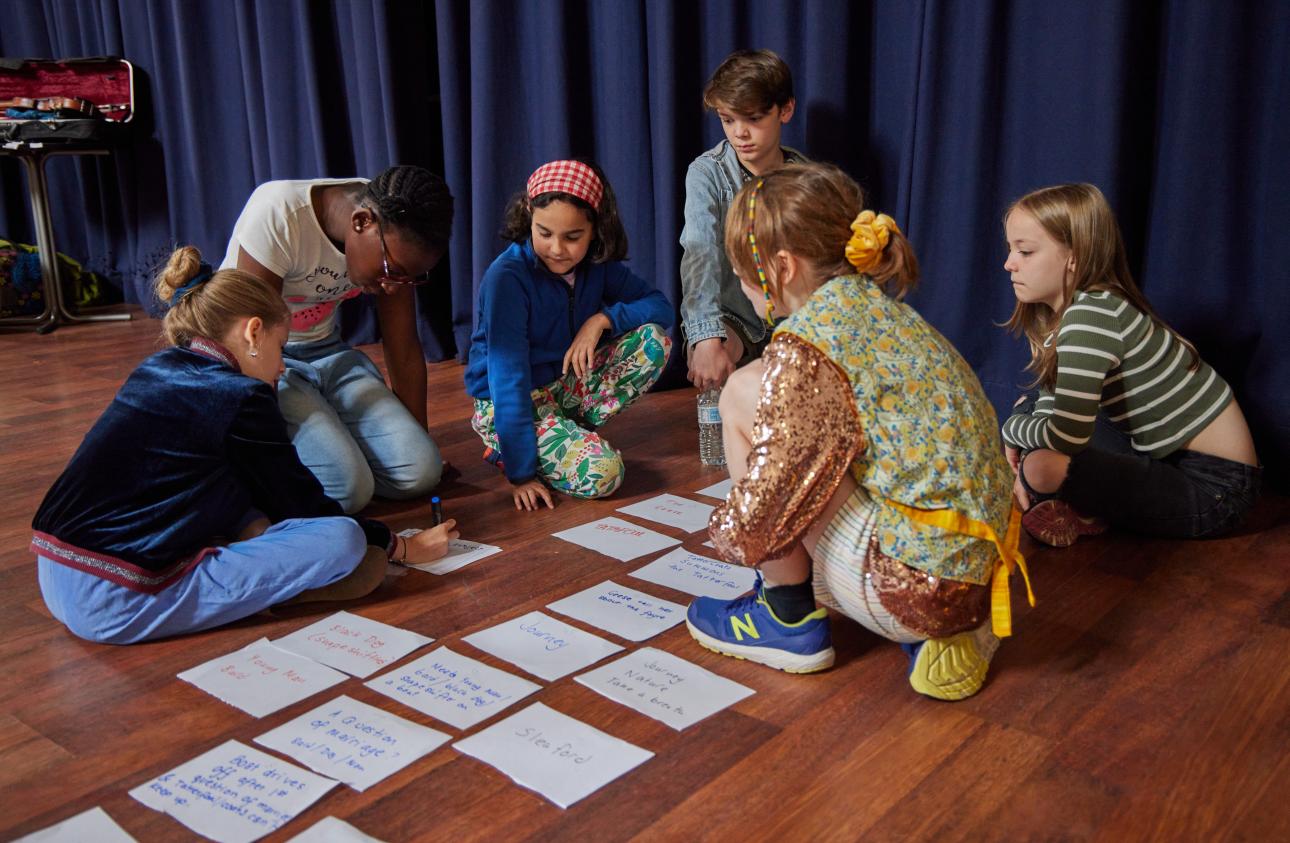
684,163,1029,701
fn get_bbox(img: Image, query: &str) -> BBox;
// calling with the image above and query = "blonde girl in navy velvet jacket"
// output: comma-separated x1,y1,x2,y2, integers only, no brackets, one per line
31,247,460,644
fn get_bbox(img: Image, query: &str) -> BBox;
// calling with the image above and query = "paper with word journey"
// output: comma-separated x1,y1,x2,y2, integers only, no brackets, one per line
552,516,680,562
13,807,137,843
398,530,503,575
453,702,653,809
274,611,433,679
254,695,449,792
129,740,337,843
365,646,541,730
617,493,715,534
576,646,755,731
462,611,624,681
546,581,685,642
178,639,347,718
630,547,757,600
696,478,734,500
287,817,387,842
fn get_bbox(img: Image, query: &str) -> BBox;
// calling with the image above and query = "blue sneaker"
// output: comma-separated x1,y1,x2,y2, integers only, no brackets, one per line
685,575,835,673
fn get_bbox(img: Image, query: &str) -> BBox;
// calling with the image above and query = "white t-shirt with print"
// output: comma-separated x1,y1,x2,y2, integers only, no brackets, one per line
221,178,367,343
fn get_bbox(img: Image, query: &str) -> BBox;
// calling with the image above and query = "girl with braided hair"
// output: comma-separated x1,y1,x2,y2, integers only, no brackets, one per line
685,163,1027,701
222,165,453,513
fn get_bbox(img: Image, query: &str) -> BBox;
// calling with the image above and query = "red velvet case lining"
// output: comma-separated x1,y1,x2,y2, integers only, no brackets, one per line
0,59,133,122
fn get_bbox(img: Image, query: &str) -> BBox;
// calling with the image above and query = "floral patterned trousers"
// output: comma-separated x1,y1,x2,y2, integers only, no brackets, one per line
471,323,672,499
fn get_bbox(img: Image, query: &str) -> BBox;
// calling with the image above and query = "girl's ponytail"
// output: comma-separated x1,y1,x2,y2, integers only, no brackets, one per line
844,211,919,299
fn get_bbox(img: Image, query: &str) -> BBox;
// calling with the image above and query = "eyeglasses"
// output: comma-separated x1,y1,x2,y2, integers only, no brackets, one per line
375,218,432,286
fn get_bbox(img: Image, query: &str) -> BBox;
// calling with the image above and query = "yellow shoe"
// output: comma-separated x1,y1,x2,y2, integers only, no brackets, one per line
906,623,999,701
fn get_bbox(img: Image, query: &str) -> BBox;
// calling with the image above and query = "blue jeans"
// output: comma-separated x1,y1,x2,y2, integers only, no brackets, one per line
37,517,366,644
280,333,442,513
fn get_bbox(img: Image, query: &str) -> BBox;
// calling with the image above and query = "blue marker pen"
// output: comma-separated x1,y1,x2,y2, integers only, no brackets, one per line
431,496,443,526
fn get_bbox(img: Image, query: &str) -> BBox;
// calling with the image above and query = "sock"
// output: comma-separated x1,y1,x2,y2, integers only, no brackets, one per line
763,577,816,624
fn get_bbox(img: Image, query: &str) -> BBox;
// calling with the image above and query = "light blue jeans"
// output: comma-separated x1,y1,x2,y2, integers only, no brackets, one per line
37,517,366,645
280,333,442,513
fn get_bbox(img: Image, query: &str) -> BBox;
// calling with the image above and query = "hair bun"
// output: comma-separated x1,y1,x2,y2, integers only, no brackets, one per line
158,246,205,300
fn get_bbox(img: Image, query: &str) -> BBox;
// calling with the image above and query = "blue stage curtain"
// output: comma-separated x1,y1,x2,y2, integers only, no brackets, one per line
3,1,1287,481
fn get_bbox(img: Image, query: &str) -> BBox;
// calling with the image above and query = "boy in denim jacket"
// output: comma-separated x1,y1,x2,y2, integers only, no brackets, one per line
680,49,806,390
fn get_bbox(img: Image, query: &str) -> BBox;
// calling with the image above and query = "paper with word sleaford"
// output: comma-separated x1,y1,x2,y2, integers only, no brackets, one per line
254,694,449,792
462,611,623,681
13,807,137,843
364,646,541,729
616,493,715,533
575,646,755,731
129,740,337,843
397,531,503,575
286,816,387,842
552,516,680,562
630,546,757,600
696,478,734,500
178,639,348,718
273,611,433,678
453,702,653,808
546,580,685,642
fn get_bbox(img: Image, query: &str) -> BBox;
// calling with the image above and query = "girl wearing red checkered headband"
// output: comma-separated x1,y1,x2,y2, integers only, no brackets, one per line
465,160,676,513
499,159,628,269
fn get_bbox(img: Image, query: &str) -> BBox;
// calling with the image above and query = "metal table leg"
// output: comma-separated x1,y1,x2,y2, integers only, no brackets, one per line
2,147,132,333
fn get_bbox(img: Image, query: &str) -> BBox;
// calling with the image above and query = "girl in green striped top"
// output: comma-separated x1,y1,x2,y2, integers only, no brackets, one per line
1000,184,1260,546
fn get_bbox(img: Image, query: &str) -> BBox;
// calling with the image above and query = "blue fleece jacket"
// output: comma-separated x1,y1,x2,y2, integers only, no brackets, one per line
464,240,675,484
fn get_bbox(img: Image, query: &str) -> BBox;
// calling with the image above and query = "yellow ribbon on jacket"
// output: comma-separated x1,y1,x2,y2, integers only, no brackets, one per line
845,210,898,274
884,500,1034,638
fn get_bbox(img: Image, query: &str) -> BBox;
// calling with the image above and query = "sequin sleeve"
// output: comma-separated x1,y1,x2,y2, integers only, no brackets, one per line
709,332,864,567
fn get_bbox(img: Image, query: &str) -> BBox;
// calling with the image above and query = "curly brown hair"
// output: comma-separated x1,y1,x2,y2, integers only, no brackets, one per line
498,159,628,263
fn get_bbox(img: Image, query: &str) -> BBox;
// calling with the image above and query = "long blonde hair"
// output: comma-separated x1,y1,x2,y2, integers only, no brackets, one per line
154,246,288,347
723,162,919,306
1004,183,1197,390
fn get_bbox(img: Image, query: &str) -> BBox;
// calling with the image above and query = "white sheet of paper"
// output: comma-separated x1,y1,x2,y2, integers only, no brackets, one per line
273,612,433,678
552,516,680,562
575,646,755,730
129,740,338,843
616,494,715,533
13,807,137,843
286,817,387,843
364,646,541,729
696,478,733,499
177,639,348,718
398,530,503,574
254,694,449,792
546,581,685,642
453,702,653,808
630,547,757,600
462,611,623,681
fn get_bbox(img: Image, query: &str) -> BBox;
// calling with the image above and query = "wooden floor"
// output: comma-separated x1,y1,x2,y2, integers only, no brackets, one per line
0,312,1286,842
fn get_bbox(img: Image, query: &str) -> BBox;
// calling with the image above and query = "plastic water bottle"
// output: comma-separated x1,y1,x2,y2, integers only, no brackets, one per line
697,388,726,466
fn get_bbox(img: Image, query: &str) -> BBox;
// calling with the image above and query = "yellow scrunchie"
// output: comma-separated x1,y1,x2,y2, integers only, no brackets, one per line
845,210,899,273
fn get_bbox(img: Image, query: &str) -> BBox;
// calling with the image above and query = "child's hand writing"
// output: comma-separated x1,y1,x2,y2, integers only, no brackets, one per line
402,519,460,563
511,479,556,511
563,313,612,379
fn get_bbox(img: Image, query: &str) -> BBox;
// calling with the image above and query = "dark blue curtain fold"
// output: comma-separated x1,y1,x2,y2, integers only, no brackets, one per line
3,0,1287,481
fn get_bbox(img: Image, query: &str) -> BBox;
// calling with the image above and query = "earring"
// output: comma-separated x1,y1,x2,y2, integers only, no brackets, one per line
249,347,259,358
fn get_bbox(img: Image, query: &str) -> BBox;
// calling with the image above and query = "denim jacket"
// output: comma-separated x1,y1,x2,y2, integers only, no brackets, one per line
678,139,807,348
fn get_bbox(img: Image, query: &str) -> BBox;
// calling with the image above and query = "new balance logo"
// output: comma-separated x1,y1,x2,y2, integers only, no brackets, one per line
730,613,760,641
